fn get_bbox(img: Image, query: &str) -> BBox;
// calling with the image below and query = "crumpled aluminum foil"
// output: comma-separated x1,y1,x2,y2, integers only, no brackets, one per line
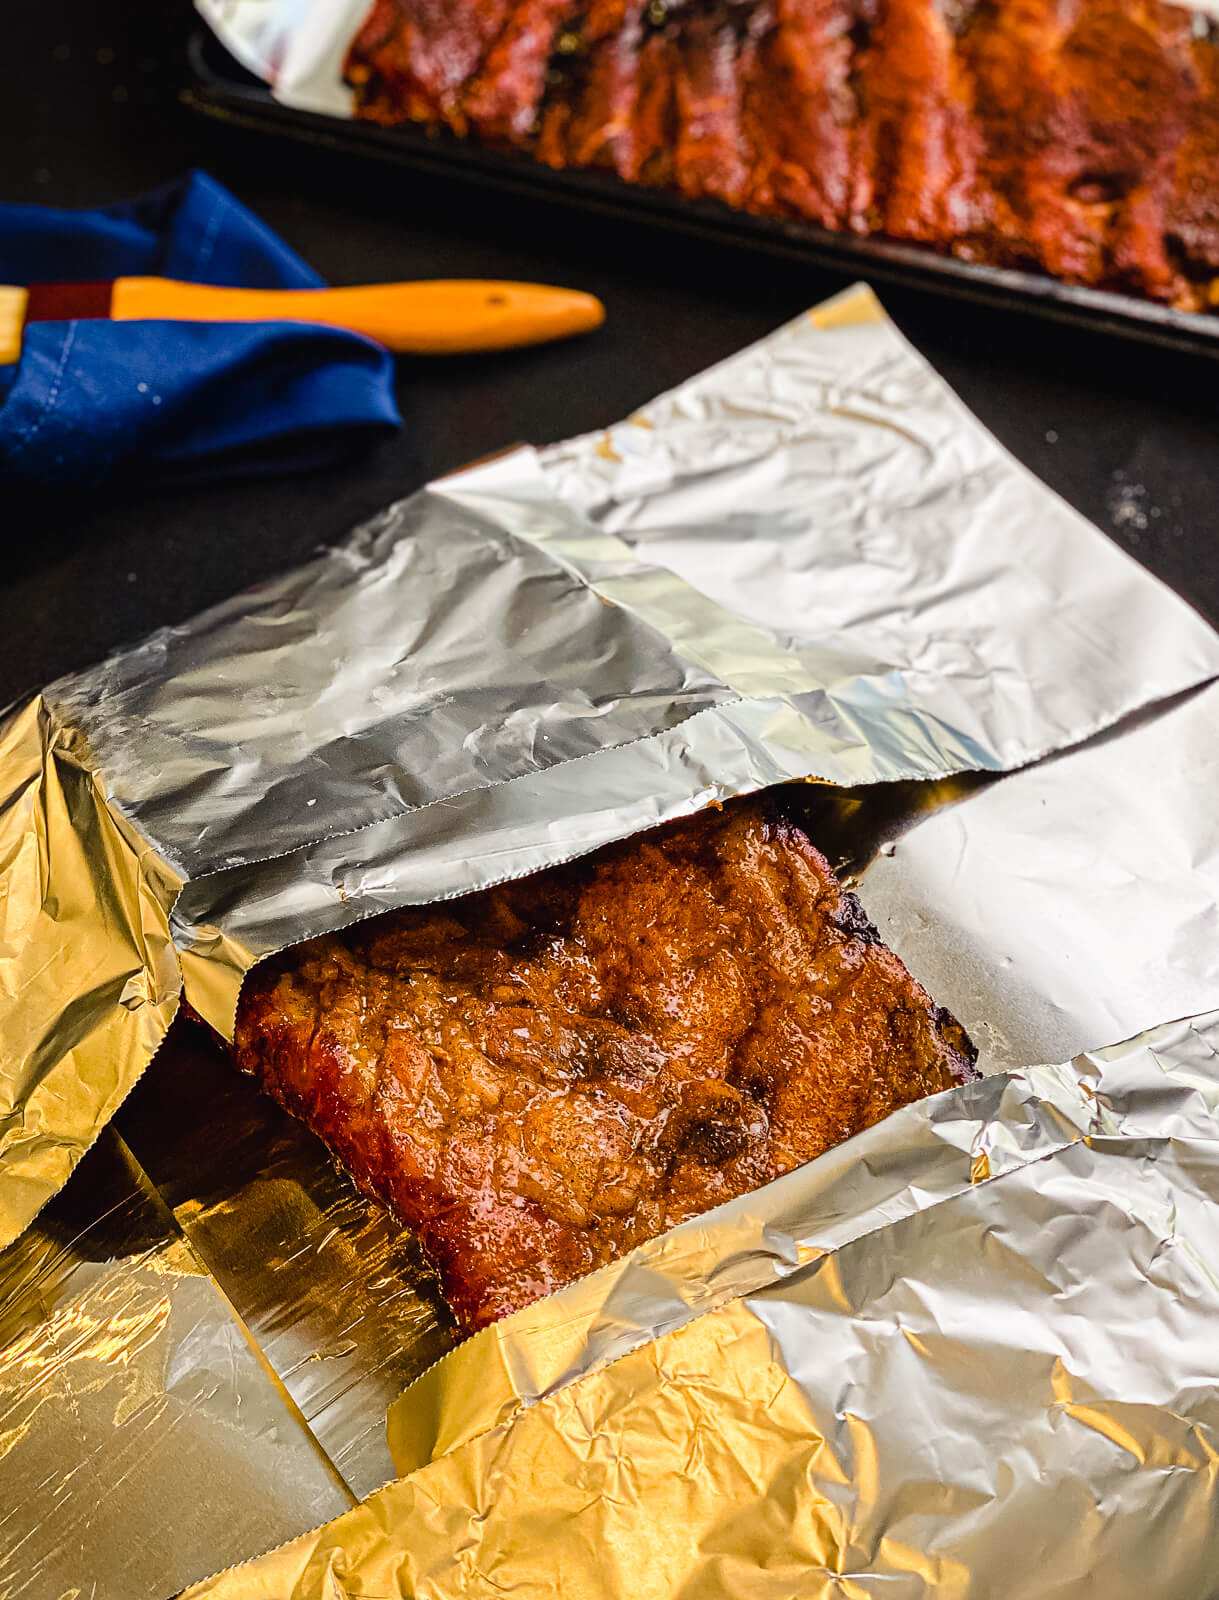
4,286,1219,1595
48,288,1219,1051
0,1127,353,1598
0,700,180,1253
181,1012,1219,1599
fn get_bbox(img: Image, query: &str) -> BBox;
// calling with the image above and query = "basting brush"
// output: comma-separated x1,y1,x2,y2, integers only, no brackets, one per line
0,275,606,363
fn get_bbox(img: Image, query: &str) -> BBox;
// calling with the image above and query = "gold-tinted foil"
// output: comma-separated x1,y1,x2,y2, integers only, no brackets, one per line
182,1016,1219,1599
0,698,180,1250
0,1126,354,1597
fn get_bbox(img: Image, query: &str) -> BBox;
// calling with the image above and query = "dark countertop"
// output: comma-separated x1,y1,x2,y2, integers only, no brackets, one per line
6,0,1219,710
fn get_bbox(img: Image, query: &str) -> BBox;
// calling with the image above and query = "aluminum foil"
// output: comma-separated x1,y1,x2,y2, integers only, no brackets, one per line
196,0,368,116
842,680,1219,1073
0,1126,353,1598
181,1011,1219,1599
49,289,1219,1049
4,287,1219,1594
0,700,181,1252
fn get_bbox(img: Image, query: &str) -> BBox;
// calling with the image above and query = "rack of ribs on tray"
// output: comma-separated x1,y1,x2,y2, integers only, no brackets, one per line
340,0,1219,312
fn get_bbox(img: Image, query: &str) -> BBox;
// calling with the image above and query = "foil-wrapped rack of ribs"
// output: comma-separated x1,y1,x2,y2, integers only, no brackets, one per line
232,798,977,1334
341,0,1219,313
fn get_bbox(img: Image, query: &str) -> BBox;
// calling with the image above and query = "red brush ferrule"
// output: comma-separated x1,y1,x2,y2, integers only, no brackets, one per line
22,281,116,324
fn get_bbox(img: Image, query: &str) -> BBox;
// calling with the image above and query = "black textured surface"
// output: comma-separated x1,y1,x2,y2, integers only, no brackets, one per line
5,0,1219,710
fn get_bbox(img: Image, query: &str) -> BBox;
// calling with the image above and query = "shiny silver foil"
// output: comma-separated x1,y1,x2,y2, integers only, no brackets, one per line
849,679,1219,1072
48,289,1219,1042
382,1009,1219,1465
4,288,1219,1595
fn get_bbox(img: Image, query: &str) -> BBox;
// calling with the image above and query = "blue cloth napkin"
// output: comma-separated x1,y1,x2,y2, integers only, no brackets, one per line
0,171,401,494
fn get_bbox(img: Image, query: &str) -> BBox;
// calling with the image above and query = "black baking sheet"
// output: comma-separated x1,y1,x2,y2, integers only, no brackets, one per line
183,25,1219,359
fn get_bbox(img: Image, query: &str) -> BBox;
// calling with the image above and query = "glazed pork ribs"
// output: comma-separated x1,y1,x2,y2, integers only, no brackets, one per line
343,0,1219,309
233,797,977,1334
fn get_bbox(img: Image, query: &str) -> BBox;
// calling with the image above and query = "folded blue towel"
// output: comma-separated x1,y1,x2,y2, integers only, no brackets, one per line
0,170,401,494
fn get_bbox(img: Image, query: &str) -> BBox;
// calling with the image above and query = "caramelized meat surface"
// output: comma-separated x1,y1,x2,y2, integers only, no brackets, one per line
343,0,1219,309
234,799,976,1334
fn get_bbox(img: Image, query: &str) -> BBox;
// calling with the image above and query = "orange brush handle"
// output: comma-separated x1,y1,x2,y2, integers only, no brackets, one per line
109,276,605,353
